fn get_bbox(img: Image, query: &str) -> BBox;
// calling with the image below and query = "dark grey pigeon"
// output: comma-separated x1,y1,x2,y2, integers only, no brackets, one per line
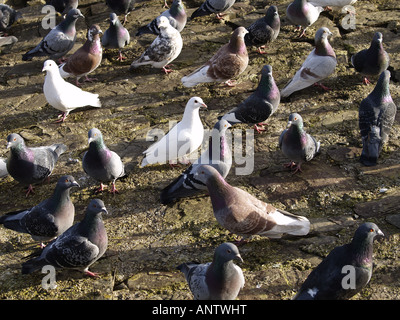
101,13,130,62
220,65,280,133
0,175,79,247
22,8,83,61
192,165,310,243
6,133,67,196
359,70,396,166
279,113,320,173
21,199,108,277
177,242,245,300
244,5,280,54
136,0,186,36
160,119,232,205
45,0,78,16
293,222,384,300
286,0,323,37
190,0,235,20
0,4,22,33
351,32,390,85
105,0,135,24
82,128,125,194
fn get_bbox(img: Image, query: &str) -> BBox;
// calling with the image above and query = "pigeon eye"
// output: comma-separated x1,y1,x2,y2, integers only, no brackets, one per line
195,100,198,103
227,249,231,254
369,228,374,232
13,138,16,141
65,179,69,182
294,117,298,121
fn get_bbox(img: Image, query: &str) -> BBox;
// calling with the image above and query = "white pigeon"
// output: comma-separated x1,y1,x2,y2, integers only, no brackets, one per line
42,60,102,122
140,97,207,167
280,27,337,98
0,157,8,178
308,0,357,8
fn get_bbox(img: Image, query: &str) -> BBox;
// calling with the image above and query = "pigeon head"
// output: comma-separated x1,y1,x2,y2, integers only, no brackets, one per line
86,198,108,217
214,242,243,264
65,8,84,20
287,113,304,129
109,12,118,25
266,5,279,20
228,27,248,53
187,97,208,110
157,16,171,30
213,119,232,132
42,60,58,73
6,133,25,149
315,27,332,42
87,128,104,144
56,175,80,190
351,222,384,248
372,32,383,44
193,164,221,185
87,24,102,41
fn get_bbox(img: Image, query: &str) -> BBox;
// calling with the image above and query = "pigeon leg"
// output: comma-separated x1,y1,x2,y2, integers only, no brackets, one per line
84,269,100,278
55,112,67,123
233,237,249,246
363,77,372,85
298,28,307,38
284,161,296,170
163,0,170,8
313,82,331,91
254,123,266,133
216,13,226,20
110,182,119,195
162,65,174,74
116,50,127,62
224,79,236,87
75,78,82,87
292,163,303,174
25,184,35,197
257,45,267,54
95,183,105,194
84,75,98,83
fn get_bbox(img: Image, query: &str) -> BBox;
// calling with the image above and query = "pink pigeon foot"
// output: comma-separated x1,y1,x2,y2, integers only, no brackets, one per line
313,82,331,91
25,184,35,197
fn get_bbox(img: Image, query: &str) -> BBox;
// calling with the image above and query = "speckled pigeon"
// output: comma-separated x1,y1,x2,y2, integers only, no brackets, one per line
45,0,78,16
59,24,103,86
82,128,125,194
6,133,67,196
43,60,102,122
279,113,320,173
105,0,135,24
22,8,83,61
177,242,244,300
181,27,248,87
21,198,108,277
136,0,186,36
359,70,396,166
140,97,207,167
244,5,280,54
160,119,232,204
130,16,183,74
293,222,384,300
351,32,390,85
286,0,323,37
193,165,311,242
0,175,79,247
280,27,336,98
0,4,22,33
190,0,235,20
101,13,130,62
0,157,7,178
220,64,280,133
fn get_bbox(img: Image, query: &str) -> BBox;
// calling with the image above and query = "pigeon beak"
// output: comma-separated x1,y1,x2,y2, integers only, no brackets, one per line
101,207,108,215
377,229,385,238
200,103,207,109
71,181,80,188
6,142,11,149
235,254,243,263
286,121,292,128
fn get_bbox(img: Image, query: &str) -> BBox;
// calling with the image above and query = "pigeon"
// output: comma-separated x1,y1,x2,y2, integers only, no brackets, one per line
0,175,79,247
21,199,108,277
193,164,311,242
59,24,103,86
22,8,83,62
358,70,397,166
351,32,390,85
181,27,249,87
220,64,280,133
280,27,336,98
0,4,22,33
286,0,323,37
279,113,320,173
177,242,245,300
101,13,130,62
0,35,17,47
105,0,135,24
293,222,384,300
308,0,357,8
140,97,207,167
45,0,79,16
82,128,125,194
190,0,236,20
244,5,280,54
0,157,7,178
130,16,183,74
6,133,67,196
160,119,232,204
135,0,186,36
43,60,102,122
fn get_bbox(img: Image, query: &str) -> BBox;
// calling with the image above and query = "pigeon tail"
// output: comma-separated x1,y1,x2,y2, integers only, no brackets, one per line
52,143,68,157
160,174,204,204
265,209,310,238
0,209,27,233
58,63,72,78
21,257,47,274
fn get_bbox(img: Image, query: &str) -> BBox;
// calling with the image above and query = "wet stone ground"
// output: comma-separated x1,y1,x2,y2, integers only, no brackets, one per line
0,0,400,300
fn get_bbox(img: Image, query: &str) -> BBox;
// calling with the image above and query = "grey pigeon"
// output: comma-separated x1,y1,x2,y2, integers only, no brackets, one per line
181,27,249,87
0,157,7,178
0,175,79,247
0,4,22,33
6,133,67,196
190,0,236,20
293,222,384,300
286,0,323,37
359,70,397,166
0,35,17,47
105,0,135,24
135,0,186,36
193,165,311,242
160,119,232,204
244,5,280,54
59,24,103,86
82,128,125,194
22,8,83,61
177,242,245,300
279,113,320,173
130,16,183,74
45,0,78,16
21,199,108,277
281,27,336,98
220,64,280,133
101,13,130,62
351,32,390,85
